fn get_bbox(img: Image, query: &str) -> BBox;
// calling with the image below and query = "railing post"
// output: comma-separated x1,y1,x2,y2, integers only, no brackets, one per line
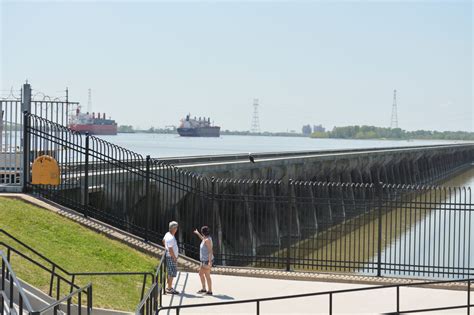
145,155,151,242
468,279,471,315
49,265,56,296
83,133,90,216
376,182,383,277
56,276,60,300
286,179,293,272
256,300,260,315
6,248,10,280
141,274,148,301
0,290,3,315
9,270,13,309
87,285,93,315
1,258,4,290
329,292,333,315
70,274,76,294
396,285,400,314
22,110,30,193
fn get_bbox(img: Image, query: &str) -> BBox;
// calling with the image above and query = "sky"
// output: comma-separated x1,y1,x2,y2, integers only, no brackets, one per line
1,1,472,132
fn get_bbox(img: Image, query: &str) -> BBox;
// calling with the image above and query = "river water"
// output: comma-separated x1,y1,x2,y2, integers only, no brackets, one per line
377,167,474,278
98,133,470,157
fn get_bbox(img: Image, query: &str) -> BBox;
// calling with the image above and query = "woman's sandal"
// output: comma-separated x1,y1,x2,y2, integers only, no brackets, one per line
206,291,213,295
197,289,207,294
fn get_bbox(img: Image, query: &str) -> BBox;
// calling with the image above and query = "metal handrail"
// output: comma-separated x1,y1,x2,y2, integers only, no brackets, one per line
0,229,69,275
135,251,167,315
156,278,473,314
134,282,157,314
0,229,154,301
35,283,92,315
1,250,35,314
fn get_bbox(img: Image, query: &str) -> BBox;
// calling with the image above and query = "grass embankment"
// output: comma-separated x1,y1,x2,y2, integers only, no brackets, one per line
0,197,157,311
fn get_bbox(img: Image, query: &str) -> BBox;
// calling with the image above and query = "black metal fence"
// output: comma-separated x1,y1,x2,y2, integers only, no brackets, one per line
24,113,474,279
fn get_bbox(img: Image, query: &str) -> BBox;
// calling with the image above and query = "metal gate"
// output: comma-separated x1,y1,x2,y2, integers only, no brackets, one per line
0,83,78,190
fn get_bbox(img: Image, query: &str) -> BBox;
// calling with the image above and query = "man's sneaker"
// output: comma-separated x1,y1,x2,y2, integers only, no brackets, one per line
165,288,180,294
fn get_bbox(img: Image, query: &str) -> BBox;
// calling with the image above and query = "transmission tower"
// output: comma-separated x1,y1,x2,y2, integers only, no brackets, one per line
87,88,92,113
390,89,398,129
251,98,260,133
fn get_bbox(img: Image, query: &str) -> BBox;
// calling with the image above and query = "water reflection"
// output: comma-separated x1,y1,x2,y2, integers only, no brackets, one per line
378,167,474,279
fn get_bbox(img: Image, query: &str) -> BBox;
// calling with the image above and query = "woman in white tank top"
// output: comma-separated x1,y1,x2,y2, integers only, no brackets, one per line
193,225,213,295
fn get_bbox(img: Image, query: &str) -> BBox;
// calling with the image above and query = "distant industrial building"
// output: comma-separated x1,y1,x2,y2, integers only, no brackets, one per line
303,124,326,135
313,124,325,133
302,124,312,135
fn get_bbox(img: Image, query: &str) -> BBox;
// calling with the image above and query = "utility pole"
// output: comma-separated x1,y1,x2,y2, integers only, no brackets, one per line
251,98,260,133
390,89,398,129
87,88,92,113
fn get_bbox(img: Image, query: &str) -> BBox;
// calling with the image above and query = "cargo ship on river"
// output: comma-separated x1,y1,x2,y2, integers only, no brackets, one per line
177,114,220,137
69,107,118,135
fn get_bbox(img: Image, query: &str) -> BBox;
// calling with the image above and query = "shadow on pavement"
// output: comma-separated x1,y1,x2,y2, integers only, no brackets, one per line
211,294,235,300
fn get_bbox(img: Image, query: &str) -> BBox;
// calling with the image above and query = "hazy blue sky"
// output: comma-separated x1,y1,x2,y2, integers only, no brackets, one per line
1,1,472,132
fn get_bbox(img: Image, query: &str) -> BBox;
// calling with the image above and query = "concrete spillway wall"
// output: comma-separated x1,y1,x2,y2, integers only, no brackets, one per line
175,144,474,185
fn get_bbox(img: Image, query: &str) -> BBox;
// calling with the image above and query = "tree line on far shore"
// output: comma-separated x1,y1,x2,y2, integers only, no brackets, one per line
118,124,474,141
310,125,474,141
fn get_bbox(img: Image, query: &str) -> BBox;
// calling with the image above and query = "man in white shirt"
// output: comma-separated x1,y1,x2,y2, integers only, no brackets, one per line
163,221,179,294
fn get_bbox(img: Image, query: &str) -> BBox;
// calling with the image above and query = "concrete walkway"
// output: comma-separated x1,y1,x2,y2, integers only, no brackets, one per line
161,272,471,314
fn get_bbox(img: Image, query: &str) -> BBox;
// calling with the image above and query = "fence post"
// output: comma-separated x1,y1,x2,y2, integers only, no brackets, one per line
376,182,383,277
468,279,471,315
21,82,31,192
22,111,30,193
83,133,90,216
145,155,151,241
286,179,293,272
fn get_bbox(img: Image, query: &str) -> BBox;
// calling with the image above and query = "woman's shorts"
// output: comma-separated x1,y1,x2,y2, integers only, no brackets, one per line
166,256,178,277
200,260,214,267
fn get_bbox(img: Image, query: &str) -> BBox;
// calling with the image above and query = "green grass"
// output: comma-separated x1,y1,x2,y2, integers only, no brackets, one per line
0,197,158,311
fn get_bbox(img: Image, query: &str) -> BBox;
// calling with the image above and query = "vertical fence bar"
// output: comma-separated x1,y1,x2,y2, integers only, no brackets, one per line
84,133,90,215
286,179,293,271
22,111,29,192
376,182,383,277
145,155,151,241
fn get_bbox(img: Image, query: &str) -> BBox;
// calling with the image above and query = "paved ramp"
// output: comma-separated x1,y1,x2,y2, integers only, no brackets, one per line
161,272,471,314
